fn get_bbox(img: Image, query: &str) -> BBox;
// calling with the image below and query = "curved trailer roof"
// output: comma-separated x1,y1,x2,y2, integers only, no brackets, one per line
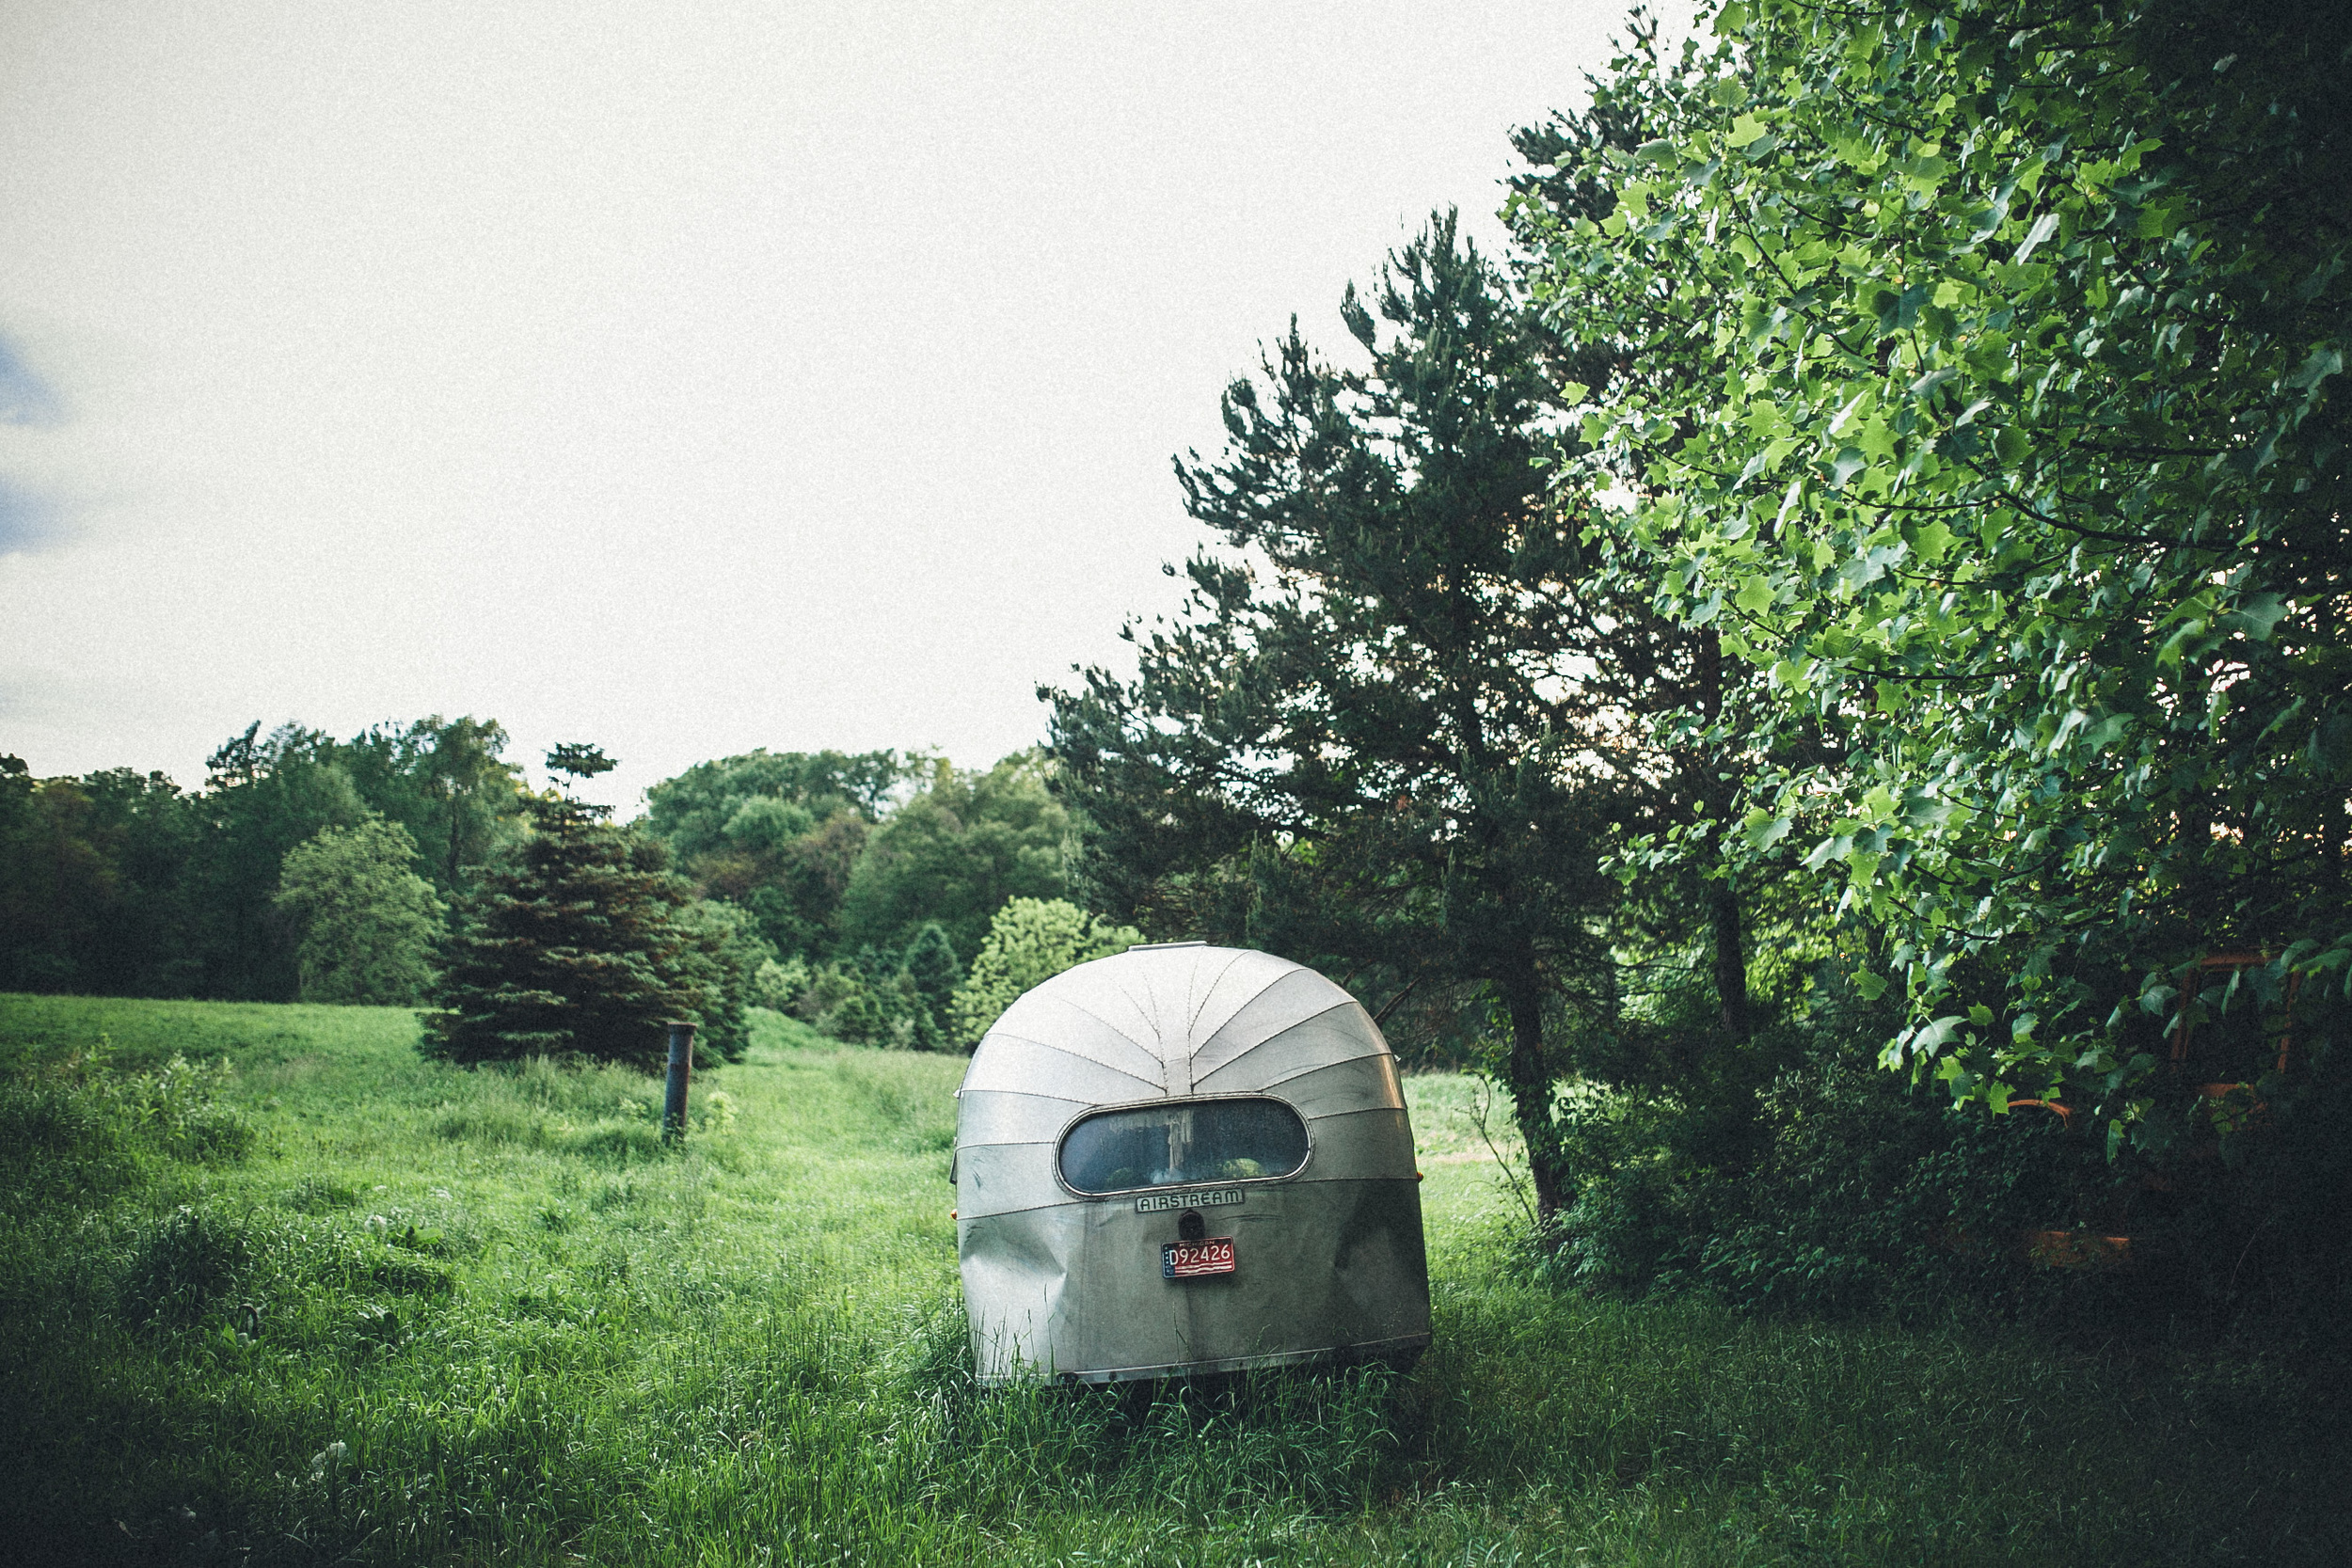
956,943,1414,1212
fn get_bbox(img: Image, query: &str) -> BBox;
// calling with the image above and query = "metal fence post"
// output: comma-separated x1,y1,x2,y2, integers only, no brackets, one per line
662,1022,695,1144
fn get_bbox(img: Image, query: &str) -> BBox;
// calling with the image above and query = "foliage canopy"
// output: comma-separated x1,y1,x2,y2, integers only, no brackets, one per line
273,816,445,1006
1513,0,2351,1135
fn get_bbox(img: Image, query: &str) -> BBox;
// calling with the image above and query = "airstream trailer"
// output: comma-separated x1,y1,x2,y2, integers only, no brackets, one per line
953,942,1431,1384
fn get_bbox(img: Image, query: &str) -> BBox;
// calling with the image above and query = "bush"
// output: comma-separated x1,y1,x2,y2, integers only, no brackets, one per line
751,956,809,1012
0,1047,254,1173
121,1206,257,1324
104,1053,258,1163
1544,1061,2131,1323
789,933,965,1050
1541,971,2352,1338
0,1069,127,1168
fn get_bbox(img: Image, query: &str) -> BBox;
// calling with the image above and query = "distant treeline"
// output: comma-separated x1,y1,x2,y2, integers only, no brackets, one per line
1,719,519,1001
1,724,1083,1032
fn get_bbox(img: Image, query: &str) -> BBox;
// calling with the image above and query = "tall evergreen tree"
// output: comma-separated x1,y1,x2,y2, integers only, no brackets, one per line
423,745,747,1068
1048,214,1631,1222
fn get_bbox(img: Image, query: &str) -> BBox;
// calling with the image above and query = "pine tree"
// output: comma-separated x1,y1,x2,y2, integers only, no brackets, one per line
422,746,746,1069
898,921,961,1051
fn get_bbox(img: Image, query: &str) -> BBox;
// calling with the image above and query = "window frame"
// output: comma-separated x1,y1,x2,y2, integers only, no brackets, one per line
1052,1093,1313,1198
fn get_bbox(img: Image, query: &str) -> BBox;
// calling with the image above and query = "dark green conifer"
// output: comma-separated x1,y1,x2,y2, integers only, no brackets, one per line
423,745,746,1069
899,921,961,1051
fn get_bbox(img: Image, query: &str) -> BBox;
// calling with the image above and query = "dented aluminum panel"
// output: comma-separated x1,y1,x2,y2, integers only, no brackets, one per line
955,943,1431,1383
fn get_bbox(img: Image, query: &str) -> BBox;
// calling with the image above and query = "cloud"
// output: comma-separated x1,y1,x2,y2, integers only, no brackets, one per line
0,476,68,553
0,335,64,426
0,332,76,553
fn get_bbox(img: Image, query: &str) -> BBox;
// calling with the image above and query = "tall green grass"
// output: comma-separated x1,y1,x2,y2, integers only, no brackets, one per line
3,993,2344,1564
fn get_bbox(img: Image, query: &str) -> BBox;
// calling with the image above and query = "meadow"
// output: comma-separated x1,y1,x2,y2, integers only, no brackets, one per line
2,995,2344,1566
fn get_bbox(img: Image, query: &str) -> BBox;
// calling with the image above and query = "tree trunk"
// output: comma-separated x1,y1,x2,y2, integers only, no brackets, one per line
1498,968,1570,1227
1710,875,1751,1043
1693,628,1753,1044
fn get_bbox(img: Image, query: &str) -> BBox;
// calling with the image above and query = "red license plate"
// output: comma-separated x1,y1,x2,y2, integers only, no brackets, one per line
1162,1238,1236,1278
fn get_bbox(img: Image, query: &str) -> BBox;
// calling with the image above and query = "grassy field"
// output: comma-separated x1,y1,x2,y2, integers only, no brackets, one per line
2,995,2345,1566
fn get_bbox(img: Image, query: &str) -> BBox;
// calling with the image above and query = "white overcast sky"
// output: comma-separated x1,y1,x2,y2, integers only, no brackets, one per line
0,0,1686,811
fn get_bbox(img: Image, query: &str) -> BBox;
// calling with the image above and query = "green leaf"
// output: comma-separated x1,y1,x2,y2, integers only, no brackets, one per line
1994,426,2028,467
2286,343,2343,390
1899,790,1953,827
2223,592,2287,641
1915,1017,1964,1053
1851,968,1889,1002
1560,380,1591,408
2013,212,2060,264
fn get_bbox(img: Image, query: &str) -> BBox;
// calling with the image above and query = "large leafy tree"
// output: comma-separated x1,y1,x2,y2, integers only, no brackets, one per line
643,748,906,960
0,756,111,992
70,768,205,996
339,716,528,900
193,723,368,1000
0,757,203,995
0,719,526,1001
274,816,445,1006
424,746,748,1067
1518,0,2352,1134
833,752,1072,963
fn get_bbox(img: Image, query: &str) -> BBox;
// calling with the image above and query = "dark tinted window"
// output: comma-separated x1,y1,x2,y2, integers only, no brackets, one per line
1057,1098,1309,1194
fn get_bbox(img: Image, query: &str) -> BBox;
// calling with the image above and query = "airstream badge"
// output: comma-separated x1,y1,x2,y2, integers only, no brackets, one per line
1135,1188,1243,1213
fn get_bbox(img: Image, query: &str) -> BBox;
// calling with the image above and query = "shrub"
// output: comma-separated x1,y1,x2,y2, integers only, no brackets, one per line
789,937,965,1050
120,1206,257,1324
0,1069,126,1167
106,1053,258,1163
1546,1062,2118,1322
0,1048,254,1172
751,956,809,1012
